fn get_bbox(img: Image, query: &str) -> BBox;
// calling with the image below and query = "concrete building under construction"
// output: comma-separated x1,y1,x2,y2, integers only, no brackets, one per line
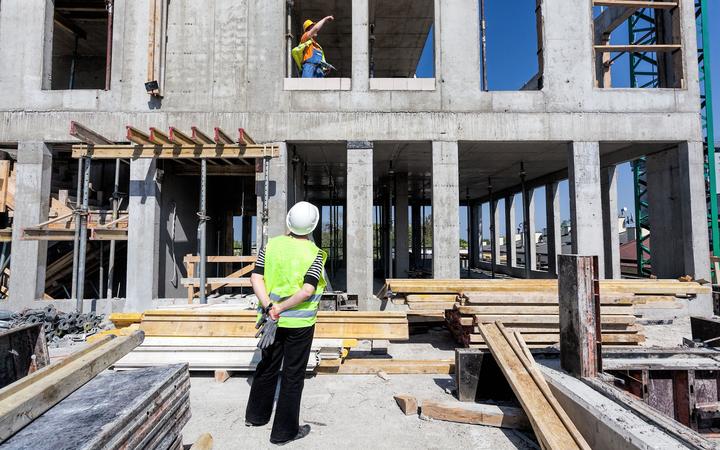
0,0,713,315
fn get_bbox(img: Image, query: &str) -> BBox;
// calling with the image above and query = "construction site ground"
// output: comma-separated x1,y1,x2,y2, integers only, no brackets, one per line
180,319,692,449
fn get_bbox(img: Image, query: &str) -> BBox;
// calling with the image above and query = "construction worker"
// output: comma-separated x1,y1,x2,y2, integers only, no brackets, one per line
297,16,334,78
245,201,327,445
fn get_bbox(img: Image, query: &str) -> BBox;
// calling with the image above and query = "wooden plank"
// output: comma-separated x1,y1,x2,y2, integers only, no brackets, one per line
593,0,678,8
405,294,459,303
213,128,234,145
0,332,144,442
463,292,638,305
69,121,113,145
73,143,279,160
478,323,588,449
149,127,173,145
238,129,256,145
126,126,153,145
0,161,10,213
594,44,682,53
458,305,631,315
184,255,257,263
189,433,214,450
169,127,201,146
191,127,214,145
334,359,454,375
406,302,457,311
468,333,644,344
393,394,417,415
421,400,530,429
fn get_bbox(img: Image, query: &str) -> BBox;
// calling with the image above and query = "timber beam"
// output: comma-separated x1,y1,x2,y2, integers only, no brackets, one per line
69,122,113,145
72,144,279,160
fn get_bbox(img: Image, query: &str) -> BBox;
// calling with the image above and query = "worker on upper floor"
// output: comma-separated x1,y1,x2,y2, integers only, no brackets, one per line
245,201,327,445
292,16,334,78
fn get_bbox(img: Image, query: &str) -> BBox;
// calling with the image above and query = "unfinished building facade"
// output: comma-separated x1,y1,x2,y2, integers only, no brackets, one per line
0,0,711,314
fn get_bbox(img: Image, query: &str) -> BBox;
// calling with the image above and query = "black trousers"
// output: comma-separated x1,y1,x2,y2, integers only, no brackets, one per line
245,325,315,442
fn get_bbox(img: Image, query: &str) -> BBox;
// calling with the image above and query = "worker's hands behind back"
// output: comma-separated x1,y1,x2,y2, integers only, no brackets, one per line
269,304,281,321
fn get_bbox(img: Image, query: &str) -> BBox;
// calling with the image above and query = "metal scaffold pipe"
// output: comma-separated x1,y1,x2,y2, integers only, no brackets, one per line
71,157,83,301
106,158,120,299
76,157,91,313
198,159,208,304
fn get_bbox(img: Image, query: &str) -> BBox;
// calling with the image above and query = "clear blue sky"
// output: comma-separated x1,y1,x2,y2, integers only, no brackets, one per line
414,1,720,239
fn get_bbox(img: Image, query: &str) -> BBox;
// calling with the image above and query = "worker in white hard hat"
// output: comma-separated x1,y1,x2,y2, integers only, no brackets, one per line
245,201,327,445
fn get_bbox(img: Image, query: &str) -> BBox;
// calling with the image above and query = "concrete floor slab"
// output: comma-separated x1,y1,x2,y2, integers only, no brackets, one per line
182,373,537,449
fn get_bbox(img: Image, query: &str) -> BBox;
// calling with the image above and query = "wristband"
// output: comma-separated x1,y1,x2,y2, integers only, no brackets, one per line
265,302,273,314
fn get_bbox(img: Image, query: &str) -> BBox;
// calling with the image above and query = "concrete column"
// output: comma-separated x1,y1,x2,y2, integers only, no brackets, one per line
411,203,422,269
568,142,605,276
469,202,480,269
347,141,374,308
256,143,288,242
525,189,537,271
678,142,712,282
432,142,460,279
125,159,161,312
439,0,481,104
601,166,621,279
505,195,517,268
8,143,51,309
491,199,501,272
351,0,369,91
394,173,409,277
545,183,562,276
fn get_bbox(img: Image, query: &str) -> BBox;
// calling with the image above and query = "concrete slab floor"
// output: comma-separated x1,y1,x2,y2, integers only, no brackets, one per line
181,373,538,449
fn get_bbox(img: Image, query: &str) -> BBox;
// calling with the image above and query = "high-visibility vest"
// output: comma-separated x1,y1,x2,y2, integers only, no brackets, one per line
260,235,326,328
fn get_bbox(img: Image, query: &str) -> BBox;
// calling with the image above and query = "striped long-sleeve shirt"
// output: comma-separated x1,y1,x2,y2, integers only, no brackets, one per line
253,247,324,288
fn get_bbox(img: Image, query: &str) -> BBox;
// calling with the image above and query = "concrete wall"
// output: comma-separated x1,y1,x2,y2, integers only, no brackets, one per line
0,0,711,303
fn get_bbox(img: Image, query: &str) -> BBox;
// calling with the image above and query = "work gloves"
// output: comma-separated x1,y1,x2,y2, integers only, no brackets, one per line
256,304,278,350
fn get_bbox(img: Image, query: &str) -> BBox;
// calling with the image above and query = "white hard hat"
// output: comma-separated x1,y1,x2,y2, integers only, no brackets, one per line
286,201,320,236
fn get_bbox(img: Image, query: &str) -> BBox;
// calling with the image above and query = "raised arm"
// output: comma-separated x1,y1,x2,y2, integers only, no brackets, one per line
304,15,334,41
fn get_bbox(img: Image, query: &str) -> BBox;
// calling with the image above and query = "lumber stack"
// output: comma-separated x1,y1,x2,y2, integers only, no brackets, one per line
392,294,459,323
385,278,710,297
113,336,347,372
446,302,642,348
119,308,409,340
3,364,190,450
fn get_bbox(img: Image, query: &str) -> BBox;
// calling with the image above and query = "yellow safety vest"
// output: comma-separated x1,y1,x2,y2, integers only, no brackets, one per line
260,235,326,328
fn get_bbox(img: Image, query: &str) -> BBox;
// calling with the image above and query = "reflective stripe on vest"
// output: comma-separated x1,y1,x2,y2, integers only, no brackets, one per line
261,235,326,328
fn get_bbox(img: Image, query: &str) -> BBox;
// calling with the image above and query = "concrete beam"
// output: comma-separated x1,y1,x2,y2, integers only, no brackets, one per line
125,159,161,312
432,141,460,278
568,142,605,277
601,165,621,279
346,141,374,308
394,172,409,278
545,182,562,276
8,142,51,309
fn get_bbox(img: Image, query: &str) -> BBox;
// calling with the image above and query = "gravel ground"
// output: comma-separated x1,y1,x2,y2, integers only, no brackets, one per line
182,373,538,450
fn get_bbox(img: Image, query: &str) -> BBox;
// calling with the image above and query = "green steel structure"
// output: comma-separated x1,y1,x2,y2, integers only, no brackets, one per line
628,2,719,277
696,0,719,259
628,8,657,276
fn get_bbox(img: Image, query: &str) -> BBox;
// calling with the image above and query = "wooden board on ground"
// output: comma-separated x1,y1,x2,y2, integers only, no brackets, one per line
421,400,530,429
331,359,454,375
393,394,418,415
478,322,589,449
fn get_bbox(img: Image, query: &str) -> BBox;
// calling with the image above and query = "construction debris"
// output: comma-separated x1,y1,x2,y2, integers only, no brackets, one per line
393,394,418,415
0,305,106,342
420,400,530,430
189,433,214,450
478,322,590,449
